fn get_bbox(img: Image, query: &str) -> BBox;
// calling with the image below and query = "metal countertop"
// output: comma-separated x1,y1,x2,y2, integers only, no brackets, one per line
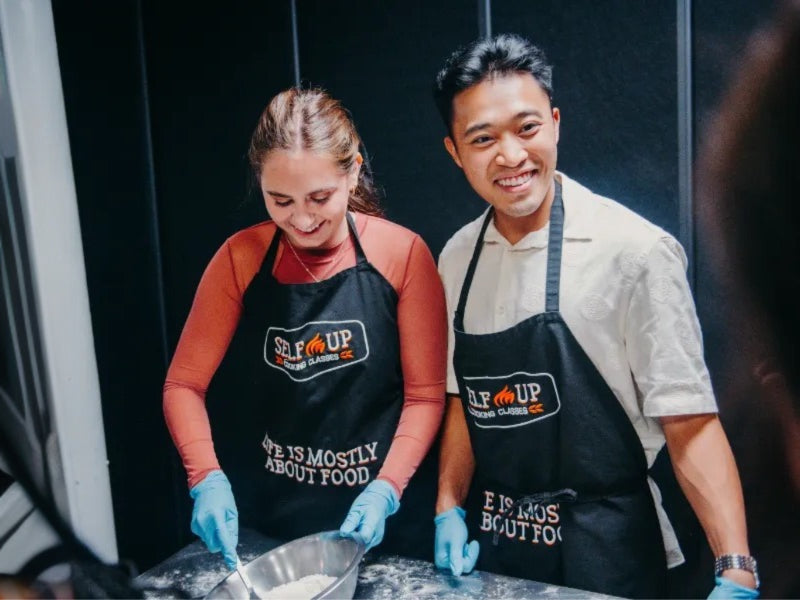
135,528,616,599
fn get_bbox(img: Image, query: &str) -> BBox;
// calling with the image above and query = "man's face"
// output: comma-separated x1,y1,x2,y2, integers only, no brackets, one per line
445,73,560,233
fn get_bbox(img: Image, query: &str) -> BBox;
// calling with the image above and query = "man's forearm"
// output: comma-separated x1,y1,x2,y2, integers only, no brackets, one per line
662,413,755,588
436,394,476,513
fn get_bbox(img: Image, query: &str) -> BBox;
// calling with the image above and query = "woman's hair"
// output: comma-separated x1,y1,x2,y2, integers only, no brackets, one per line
248,87,382,216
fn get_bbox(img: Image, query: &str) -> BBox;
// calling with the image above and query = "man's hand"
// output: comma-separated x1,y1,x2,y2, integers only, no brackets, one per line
708,576,759,599
189,470,239,569
434,507,480,576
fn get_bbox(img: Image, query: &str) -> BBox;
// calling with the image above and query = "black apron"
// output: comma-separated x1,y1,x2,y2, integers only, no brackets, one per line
207,214,432,556
453,183,667,598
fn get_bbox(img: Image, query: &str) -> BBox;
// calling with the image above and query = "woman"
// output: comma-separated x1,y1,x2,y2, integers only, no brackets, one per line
163,88,446,569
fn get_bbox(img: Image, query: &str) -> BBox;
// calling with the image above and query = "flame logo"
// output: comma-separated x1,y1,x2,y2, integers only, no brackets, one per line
304,333,326,356
528,403,544,414
339,349,354,360
493,385,515,407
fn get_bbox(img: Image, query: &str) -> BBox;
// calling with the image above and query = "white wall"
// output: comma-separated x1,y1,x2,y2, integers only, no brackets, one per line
0,0,117,563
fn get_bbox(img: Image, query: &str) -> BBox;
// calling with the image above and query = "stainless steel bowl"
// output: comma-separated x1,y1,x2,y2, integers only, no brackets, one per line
205,531,365,599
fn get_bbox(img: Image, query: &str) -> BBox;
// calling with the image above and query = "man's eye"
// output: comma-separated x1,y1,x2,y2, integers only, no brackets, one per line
274,198,292,207
471,136,492,145
520,122,541,134
311,195,331,204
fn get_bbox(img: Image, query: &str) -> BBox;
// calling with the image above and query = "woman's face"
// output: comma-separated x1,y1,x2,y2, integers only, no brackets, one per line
260,149,361,249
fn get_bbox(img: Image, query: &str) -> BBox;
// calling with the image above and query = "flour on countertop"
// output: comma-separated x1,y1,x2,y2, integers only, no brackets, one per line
356,555,615,599
358,557,478,599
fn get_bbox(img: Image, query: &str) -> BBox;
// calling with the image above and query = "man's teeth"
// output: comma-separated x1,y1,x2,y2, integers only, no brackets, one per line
295,224,319,233
497,172,533,187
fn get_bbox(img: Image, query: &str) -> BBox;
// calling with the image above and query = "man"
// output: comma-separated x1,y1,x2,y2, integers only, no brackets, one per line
431,33,758,599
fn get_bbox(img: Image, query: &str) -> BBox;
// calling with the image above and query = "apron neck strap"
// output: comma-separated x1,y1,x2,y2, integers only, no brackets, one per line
545,180,564,312
263,211,367,270
345,211,368,264
454,209,494,331
454,179,564,330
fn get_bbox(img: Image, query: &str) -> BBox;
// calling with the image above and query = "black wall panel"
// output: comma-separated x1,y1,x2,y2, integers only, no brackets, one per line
493,0,680,237
297,0,483,258
142,1,294,346
51,0,181,569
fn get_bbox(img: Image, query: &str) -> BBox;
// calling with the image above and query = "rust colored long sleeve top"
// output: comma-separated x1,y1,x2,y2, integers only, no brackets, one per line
163,212,446,496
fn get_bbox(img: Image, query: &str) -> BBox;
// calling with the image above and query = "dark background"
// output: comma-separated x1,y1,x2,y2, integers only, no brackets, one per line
50,0,786,596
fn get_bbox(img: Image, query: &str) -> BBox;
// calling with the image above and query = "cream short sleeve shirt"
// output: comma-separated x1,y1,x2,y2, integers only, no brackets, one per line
438,172,718,567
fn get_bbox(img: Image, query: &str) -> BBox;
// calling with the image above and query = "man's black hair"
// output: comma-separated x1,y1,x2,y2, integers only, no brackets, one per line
433,33,553,133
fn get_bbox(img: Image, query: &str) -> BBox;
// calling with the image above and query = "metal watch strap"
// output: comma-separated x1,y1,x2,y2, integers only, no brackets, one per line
714,554,760,589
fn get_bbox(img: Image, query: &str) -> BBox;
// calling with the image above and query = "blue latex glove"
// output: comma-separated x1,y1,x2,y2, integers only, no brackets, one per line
708,576,759,599
339,479,400,550
189,470,239,569
434,507,480,576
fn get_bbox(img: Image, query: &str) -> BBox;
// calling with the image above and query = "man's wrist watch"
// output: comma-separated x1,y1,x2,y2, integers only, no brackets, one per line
714,554,760,589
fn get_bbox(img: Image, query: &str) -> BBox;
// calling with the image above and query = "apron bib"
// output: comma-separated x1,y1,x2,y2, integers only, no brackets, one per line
453,183,667,598
207,214,430,554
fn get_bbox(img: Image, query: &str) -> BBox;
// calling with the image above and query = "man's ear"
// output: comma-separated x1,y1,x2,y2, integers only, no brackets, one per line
552,107,561,145
444,136,463,168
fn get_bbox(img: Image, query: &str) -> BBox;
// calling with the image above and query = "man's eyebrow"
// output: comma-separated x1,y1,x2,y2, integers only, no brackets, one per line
462,111,545,138
265,190,292,198
463,122,491,138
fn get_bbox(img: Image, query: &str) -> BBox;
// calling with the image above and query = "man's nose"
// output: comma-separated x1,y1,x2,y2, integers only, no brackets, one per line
495,135,527,167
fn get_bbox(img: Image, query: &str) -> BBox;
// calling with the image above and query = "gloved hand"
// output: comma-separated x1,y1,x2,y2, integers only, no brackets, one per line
434,506,480,576
708,576,759,599
339,479,400,550
189,470,239,569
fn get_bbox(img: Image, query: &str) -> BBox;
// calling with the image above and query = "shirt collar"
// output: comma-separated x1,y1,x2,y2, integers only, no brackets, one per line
482,171,595,249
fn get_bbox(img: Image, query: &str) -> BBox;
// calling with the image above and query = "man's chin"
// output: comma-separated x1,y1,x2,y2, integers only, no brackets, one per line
496,199,544,219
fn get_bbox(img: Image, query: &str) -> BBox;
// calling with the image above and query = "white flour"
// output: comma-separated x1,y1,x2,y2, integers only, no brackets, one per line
262,574,336,599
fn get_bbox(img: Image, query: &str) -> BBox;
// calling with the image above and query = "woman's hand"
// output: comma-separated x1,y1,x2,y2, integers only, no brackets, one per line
190,470,239,569
339,479,399,550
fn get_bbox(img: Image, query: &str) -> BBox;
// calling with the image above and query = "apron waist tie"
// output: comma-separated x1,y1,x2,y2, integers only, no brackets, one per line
490,476,647,545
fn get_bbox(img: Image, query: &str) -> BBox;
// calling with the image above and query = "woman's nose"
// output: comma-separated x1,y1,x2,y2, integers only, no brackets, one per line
291,211,316,229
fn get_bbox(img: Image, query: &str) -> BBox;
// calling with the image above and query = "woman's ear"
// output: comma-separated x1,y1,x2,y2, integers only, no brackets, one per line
350,152,364,190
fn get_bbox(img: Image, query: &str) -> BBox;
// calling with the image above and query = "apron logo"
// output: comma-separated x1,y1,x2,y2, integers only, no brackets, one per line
463,372,560,429
265,320,369,381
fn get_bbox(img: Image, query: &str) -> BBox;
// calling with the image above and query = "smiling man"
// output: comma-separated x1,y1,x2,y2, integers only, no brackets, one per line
431,34,758,599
